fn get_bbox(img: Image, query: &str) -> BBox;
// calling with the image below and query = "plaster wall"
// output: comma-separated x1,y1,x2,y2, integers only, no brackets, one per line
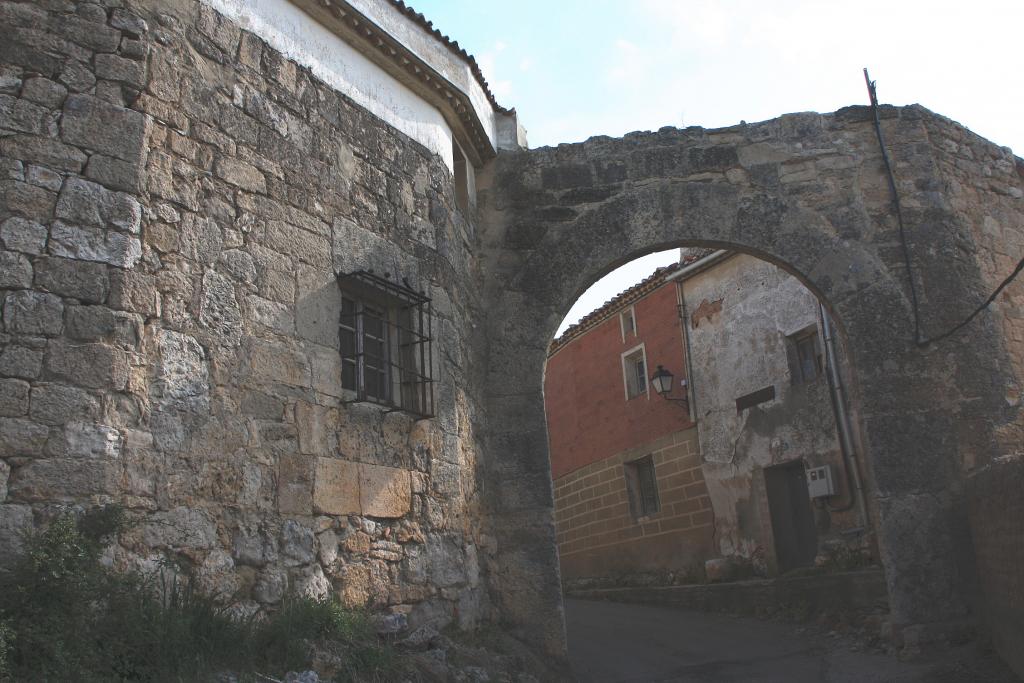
682,253,858,561
345,0,499,150
202,0,457,169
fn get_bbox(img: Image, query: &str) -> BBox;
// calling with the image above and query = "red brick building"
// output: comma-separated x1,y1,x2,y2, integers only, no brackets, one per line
545,263,714,585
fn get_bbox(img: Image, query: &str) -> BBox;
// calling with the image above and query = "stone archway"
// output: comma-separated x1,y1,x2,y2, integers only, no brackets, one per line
475,105,1023,655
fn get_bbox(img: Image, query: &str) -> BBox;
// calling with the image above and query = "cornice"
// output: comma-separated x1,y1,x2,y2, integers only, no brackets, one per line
294,0,500,166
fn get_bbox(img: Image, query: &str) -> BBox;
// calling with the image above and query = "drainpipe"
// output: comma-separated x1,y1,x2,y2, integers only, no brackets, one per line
674,280,697,423
819,303,868,528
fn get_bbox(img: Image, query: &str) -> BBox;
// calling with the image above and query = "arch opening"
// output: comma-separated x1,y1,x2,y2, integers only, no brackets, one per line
542,244,878,617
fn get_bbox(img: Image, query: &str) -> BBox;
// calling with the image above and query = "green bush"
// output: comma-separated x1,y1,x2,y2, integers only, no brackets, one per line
0,507,400,682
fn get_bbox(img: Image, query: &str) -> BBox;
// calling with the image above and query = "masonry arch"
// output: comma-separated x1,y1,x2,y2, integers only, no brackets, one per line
477,107,1017,657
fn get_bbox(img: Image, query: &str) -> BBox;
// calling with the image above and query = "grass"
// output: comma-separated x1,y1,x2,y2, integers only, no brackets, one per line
0,507,404,682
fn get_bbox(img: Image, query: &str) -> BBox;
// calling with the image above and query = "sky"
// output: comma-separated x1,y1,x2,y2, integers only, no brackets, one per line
411,0,1024,334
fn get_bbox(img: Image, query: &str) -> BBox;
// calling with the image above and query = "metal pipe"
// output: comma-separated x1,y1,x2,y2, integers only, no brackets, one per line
664,249,731,282
675,280,697,423
819,302,868,526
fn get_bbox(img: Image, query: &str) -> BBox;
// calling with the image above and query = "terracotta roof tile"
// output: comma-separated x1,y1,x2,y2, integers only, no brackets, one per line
549,249,716,355
387,1,511,114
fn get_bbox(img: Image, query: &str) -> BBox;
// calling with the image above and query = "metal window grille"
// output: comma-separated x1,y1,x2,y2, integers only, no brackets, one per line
337,271,434,418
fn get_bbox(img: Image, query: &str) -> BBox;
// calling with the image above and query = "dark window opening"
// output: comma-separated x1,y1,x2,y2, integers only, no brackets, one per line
338,271,434,418
787,328,822,385
621,308,636,337
623,348,647,399
625,456,660,518
453,140,471,216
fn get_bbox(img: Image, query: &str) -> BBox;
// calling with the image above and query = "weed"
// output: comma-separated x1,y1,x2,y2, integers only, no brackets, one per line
0,507,401,682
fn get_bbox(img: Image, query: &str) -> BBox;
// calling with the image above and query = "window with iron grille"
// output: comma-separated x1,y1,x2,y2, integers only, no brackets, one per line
337,271,434,418
625,455,660,518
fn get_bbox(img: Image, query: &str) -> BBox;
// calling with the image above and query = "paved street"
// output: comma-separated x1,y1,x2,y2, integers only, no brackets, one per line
564,598,1017,683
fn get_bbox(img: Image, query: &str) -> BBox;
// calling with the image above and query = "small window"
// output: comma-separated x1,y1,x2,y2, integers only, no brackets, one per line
622,346,647,400
452,140,473,216
338,271,434,417
625,456,660,518
786,328,822,385
620,306,636,339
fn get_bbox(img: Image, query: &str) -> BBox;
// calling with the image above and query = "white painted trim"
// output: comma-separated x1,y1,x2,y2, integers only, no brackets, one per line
202,0,457,170
619,304,637,343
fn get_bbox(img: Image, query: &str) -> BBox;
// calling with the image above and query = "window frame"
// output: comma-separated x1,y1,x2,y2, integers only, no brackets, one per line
619,305,637,341
337,271,434,418
786,326,822,385
624,455,660,519
621,343,649,401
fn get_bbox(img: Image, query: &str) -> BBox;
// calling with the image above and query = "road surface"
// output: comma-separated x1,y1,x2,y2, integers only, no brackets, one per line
564,598,1016,683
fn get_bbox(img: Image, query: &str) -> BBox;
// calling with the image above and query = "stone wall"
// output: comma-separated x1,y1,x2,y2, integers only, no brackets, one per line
554,427,712,586
476,105,1024,650
967,456,1024,678
1,0,492,635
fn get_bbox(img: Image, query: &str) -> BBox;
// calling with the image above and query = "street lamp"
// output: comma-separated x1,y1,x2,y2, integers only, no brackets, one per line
651,365,688,406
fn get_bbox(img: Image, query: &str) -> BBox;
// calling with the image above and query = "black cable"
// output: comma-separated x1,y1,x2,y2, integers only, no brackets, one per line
864,68,1024,348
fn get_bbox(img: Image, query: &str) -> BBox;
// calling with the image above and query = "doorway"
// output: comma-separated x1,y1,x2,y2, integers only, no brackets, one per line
765,460,818,573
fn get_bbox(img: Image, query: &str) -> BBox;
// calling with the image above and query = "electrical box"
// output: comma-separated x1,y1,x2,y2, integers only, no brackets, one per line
806,465,835,498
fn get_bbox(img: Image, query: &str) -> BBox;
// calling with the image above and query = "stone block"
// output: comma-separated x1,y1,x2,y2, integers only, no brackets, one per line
0,460,8,501
0,134,87,173
0,417,49,457
58,60,96,94
0,94,51,135
8,458,119,501
66,305,116,340
3,179,57,220
154,329,209,412
25,165,62,192
29,383,101,425
3,290,63,335
46,340,129,390
49,221,142,268
0,250,32,288
108,269,159,316
280,519,315,566
0,378,30,416
278,453,315,515
94,53,146,89
33,256,108,303
296,401,331,455
56,177,142,234
219,249,257,284
137,507,218,550
360,463,412,519
1,216,47,254
215,157,266,193
245,294,294,335
84,154,146,194
20,77,67,109
313,457,360,515
240,390,283,419
198,270,241,341
51,421,122,459
179,214,223,265
0,345,43,379
61,94,150,162
245,338,311,388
